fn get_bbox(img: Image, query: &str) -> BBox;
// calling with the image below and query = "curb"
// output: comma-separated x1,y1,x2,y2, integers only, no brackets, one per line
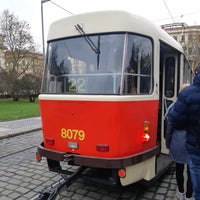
0,127,42,140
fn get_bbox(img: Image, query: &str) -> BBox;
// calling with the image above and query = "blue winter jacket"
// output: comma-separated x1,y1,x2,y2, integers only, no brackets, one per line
165,103,189,164
171,72,200,156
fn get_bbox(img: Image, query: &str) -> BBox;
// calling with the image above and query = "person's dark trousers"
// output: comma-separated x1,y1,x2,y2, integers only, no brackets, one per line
189,154,200,200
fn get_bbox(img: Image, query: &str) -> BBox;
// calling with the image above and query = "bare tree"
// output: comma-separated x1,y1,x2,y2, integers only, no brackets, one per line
187,32,200,69
0,10,36,100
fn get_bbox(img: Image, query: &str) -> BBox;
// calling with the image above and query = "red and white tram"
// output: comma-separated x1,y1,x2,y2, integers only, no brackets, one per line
37,10,193,186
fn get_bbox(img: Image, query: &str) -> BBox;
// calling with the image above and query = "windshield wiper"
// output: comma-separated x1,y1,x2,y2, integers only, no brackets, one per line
75,24,100,54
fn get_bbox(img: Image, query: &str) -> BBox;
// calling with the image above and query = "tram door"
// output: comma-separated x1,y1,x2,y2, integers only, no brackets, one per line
160,54,179,154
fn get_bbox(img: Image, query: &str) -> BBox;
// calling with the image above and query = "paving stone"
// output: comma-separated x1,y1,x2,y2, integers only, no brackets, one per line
0,120,178,200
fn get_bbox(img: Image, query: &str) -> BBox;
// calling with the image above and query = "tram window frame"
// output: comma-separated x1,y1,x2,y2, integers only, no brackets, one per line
43,34,125,95
42,33,153,95
123,33,153,95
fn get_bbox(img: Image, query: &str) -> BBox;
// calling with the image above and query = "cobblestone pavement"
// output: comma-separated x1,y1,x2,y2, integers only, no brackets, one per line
0,118,179,199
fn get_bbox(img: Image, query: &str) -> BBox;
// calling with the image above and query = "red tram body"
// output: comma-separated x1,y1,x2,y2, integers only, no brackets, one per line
40,97,158,158
37,11,193,186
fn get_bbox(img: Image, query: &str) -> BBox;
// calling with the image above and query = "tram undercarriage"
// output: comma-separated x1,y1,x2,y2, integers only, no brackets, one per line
33,145,172,200
36,142,172,185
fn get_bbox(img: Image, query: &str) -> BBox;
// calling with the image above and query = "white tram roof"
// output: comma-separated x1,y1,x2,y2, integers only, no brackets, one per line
47,10,183,52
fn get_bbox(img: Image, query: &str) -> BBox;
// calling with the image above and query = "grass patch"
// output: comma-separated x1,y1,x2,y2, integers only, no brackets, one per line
0,98,40,121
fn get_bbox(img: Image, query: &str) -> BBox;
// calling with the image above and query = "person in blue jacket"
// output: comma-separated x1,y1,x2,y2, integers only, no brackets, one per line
171,63,200,200
165,83,193,200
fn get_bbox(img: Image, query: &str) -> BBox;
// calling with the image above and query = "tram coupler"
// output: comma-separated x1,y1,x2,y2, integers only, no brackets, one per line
30,166,86,200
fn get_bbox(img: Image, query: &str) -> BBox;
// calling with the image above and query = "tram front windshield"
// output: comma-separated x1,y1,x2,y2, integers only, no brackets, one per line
42,33,152,95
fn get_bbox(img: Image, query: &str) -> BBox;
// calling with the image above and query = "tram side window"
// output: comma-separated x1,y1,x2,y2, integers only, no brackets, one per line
124,34,152,95
183,59,193,83
164,57,175,98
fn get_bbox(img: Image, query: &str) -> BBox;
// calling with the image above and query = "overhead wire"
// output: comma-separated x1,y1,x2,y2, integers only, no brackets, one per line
160,0,195,36
162,0,176,24
155,10,200,23
49,0,74,15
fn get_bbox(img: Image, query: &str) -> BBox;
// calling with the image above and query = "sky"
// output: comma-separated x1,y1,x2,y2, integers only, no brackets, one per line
0,0,200,52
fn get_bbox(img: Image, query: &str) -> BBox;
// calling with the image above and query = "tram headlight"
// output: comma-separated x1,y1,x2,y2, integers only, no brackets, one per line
143,133,150,142
143,121,150,142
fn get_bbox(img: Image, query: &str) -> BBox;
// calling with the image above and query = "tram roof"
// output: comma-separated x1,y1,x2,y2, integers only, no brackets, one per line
47,10,183,52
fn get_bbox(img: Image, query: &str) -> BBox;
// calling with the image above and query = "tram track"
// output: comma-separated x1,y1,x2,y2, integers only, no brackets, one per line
31,177,145,200
29,160,148,200
0,130,42,159
0,129,176,199
0,145,37,159
1,130,143,200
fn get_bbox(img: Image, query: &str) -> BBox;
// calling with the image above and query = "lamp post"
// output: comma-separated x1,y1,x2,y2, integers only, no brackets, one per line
41,0,73,60
41,0,49,61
